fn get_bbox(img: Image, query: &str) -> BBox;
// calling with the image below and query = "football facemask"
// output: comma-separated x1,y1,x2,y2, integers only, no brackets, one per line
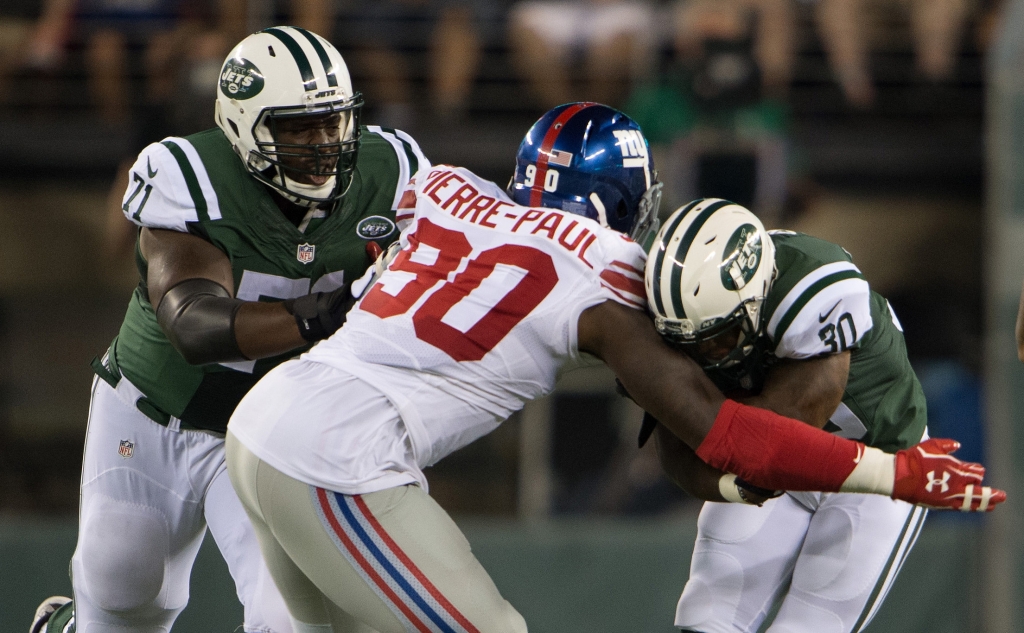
251,101,363,206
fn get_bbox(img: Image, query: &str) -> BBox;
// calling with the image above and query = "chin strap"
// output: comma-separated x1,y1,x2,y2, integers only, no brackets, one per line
275,169,337,208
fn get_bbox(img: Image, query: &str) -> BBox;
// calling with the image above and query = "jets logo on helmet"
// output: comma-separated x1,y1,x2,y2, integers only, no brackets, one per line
215,26,364,208
721,223,763,290
219,59,264,99
507,103,662,246
645,198,776,372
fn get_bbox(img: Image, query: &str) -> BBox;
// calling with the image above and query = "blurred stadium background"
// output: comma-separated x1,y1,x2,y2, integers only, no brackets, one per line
0,0,1022,630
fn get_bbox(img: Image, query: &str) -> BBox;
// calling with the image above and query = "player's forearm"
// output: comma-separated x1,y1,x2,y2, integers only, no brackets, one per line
739,354,849,429
235,302,307,360
156,280,306,364
654,425,727,501
740,389,832,430
695,399,874,494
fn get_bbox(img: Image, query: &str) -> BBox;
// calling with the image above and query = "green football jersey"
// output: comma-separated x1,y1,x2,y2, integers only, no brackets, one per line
106,125,428,432
761,231,927,452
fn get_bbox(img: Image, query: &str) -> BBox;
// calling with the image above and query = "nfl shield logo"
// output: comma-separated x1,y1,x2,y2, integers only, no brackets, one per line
297,243,315,264
118,439,134,459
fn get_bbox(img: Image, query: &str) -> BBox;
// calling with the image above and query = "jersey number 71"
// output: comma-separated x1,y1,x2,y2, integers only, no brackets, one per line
360,219,559,362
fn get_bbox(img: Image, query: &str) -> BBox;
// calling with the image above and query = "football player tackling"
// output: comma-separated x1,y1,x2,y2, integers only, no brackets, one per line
644,199,991,632
223,103,1002,633
32,27,428,633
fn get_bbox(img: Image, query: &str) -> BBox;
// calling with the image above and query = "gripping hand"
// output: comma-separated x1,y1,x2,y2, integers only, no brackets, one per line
892,438,1006,512
352,241,403,299
286,284,355,342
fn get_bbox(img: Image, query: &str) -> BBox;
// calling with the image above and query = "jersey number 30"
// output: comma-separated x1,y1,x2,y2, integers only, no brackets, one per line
360,219,559,362
819,312,857,353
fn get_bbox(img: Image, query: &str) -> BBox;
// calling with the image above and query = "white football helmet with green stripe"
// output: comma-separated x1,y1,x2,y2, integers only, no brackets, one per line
215,26,363,207
645,198,776,370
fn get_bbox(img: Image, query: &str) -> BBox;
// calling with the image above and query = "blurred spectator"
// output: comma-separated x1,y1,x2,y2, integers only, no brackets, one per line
626,0,794,225
508,0,657,109
23,0,215,124
336,0,494,128
812,0,978,108
676,0,795,97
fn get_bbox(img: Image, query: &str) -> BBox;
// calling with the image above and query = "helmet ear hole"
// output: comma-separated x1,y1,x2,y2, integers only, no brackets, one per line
616,199,628,220
228,119,240,138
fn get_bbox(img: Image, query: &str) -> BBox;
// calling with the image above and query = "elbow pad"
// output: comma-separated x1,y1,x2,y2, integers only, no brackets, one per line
155,278,248,365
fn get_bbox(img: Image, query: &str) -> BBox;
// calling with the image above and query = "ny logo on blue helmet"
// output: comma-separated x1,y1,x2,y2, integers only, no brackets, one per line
507,102,662,245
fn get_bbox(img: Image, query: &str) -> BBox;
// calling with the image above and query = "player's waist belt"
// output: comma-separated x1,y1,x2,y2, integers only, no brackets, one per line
91,345,196,432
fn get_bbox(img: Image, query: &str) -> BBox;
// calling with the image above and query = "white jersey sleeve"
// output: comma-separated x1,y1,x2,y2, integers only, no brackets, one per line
766,261,874,360
365,125,431,214
121,137,223,232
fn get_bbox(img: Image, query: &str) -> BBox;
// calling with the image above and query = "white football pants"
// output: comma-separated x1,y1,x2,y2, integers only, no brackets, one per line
70,376,292,633
225,432,528,633
675,491,927,633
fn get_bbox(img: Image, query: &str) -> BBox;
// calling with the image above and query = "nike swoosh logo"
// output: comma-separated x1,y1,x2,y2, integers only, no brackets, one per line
819,300,840,322
147,157,158,179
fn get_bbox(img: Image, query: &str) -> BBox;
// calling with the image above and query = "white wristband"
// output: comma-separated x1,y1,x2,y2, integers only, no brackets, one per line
839,445,895,496
719,473,753,504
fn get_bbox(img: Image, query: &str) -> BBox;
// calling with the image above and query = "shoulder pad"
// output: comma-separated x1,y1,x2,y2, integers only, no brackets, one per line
121,137,223,231
365,125,431,211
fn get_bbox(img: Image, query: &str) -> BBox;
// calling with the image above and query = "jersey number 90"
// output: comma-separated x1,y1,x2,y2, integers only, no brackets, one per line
360,219,559,361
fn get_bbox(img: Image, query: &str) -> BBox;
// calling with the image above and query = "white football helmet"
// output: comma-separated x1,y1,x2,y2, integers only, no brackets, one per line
644,198,777,369
215,26,363,207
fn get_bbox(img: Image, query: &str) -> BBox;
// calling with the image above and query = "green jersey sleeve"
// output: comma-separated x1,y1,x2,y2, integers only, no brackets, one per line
763,231,874,360
121,137,224,231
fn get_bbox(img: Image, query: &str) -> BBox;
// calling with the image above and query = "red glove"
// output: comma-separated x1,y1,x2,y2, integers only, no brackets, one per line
893,438,1006,511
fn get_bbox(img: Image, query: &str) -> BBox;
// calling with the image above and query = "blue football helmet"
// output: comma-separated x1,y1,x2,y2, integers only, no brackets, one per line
508,102,662,245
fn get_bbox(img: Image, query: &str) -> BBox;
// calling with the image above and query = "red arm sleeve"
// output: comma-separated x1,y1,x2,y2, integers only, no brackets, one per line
695,399,864,492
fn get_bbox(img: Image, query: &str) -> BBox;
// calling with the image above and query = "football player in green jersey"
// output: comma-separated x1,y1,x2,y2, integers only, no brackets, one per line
32,26,428,633
644,199,943,633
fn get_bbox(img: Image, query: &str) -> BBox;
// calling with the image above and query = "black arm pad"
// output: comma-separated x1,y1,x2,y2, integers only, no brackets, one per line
155,278,248,365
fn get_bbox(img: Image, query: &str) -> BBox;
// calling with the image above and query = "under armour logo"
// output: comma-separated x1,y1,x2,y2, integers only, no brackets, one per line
925,470,951,493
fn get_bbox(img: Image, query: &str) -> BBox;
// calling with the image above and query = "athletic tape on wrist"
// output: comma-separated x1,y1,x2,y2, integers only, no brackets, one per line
718,474,751,504
840,445,895,496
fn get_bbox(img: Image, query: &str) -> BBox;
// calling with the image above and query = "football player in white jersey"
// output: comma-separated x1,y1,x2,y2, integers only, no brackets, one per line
224,103,1003,633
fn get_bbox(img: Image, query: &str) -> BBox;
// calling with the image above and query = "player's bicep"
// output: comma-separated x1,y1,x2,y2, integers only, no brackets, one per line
745,352,850,428
141,228,234,308
578,300,723,449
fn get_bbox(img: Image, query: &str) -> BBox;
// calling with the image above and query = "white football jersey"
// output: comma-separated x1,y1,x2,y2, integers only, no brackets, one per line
230,165,647,493
307,166,647,469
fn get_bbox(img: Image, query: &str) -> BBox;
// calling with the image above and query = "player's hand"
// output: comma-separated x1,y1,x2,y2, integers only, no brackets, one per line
352,241,403,299
892,438,1006,512
287,284,355,342
735,477,784,506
